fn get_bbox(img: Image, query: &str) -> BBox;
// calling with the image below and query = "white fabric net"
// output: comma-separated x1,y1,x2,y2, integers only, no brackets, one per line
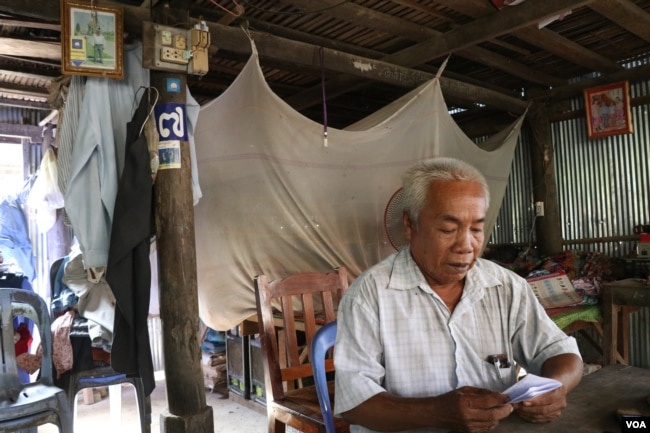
193,40,526,330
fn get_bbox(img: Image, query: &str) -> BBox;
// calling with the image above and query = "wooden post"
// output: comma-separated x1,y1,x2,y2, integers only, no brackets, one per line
150,70,213,433
527,101,563,255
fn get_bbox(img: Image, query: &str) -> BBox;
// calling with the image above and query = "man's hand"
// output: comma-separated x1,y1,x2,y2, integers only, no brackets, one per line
438,386,513,433
513,386,567,423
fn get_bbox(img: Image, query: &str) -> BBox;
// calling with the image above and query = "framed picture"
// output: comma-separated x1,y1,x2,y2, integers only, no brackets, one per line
60,0,124,79
583,81,633,139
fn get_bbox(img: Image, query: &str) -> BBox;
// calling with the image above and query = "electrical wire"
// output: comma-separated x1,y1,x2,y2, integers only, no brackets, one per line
320,46,328,147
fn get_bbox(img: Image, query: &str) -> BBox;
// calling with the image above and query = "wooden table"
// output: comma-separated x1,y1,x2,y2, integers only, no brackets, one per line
494,365,650,432
601,278,650,365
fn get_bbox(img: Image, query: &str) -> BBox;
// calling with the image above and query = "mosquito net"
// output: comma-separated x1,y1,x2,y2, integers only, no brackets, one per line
193,40,526,330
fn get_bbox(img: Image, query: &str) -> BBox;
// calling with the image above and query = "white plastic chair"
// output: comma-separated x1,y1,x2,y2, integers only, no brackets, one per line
0,288,73,432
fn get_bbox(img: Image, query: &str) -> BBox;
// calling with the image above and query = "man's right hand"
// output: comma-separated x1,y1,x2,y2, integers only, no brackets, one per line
434,386,513,433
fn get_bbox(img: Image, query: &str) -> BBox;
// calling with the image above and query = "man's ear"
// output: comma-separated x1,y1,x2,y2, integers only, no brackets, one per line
403,211,413,242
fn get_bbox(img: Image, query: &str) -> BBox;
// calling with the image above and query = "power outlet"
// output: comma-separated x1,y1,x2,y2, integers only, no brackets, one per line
160,47,189,65
535,201,544,217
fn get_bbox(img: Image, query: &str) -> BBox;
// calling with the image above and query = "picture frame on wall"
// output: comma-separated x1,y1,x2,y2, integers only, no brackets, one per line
583,81,633,139
60,0,124,79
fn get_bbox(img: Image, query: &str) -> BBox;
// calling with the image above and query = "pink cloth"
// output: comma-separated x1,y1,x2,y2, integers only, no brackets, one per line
50,310,75,378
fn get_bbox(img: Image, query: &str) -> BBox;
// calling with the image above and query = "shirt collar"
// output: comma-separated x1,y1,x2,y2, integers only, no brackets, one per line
387,248,501,296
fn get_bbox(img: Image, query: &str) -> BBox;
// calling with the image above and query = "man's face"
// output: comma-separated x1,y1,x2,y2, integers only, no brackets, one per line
404,180,487,289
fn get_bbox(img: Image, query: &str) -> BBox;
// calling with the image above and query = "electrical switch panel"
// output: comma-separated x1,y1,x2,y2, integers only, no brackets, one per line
174,34,187,50
142,21,210,75
189,22,210,76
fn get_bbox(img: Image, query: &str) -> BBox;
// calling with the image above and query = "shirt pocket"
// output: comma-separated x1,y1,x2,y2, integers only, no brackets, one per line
482,355,517,392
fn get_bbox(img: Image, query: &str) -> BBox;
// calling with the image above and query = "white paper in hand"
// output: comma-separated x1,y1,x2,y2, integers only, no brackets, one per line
503,374,562,404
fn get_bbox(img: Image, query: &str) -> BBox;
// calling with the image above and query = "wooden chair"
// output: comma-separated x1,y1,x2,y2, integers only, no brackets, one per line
254,267,350,433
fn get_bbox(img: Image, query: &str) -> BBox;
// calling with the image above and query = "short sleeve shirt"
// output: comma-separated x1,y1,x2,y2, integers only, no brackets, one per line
334,248,581,433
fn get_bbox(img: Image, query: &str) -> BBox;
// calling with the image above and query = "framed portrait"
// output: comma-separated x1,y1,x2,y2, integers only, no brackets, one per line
60,0,124,79
583,81,633,139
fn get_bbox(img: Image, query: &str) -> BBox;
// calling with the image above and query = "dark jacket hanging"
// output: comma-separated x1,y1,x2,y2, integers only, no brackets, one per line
106,91,155,395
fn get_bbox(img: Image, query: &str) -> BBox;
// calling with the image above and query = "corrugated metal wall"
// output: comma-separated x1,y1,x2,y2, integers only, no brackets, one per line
630,308,650,369
490,78,650,253
490,78,650,368
489,131,535,246
0,106,43,125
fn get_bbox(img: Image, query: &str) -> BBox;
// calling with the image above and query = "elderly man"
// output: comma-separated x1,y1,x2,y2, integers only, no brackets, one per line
334,157,582,433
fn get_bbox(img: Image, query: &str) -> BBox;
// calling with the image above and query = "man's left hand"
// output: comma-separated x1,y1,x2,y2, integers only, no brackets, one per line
513,386,567,423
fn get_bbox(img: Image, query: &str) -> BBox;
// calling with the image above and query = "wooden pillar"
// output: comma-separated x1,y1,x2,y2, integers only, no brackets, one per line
151,71,213,433
527,101,563,255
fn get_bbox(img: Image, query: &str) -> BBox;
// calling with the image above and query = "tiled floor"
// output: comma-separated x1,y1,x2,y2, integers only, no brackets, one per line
37,371,268,433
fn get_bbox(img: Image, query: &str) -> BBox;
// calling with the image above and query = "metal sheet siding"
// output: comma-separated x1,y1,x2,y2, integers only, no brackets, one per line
630,307,650,369
491,82,650,256
490,79,650,368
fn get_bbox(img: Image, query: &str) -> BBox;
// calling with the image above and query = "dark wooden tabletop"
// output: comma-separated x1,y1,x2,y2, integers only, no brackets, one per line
493,364,650,433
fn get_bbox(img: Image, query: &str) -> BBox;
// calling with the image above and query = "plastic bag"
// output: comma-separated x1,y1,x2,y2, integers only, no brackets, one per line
26,147,65,232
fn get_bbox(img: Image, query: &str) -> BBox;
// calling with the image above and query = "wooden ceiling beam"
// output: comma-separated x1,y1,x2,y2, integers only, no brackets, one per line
0,96,50,110
0,37,60,60
0,83,49,98
403,0,490,17
288,0,562,86
540,62,650,102
384,0,458,21
385,0,595,66
0,80,48,93
279,0,560,111
590,0,650,44
513,27,622,74
228,12,517,97
423,0,624,81
0,61,60,77
282,0,630,110
204,23,528,113
0,18,60,31
0,0,528,112
0,123,44,141
0,69,55,82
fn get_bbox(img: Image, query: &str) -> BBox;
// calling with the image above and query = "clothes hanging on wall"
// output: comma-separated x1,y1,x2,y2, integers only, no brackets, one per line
63,42,202,276
0,192,36,282
61,252,115,349
63,43,149,271
53,76,85,204
105,87,156,396
26,147,65,233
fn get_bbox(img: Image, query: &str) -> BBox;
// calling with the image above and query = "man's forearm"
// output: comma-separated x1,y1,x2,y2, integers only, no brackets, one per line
540,353,582,393
341,392,438,432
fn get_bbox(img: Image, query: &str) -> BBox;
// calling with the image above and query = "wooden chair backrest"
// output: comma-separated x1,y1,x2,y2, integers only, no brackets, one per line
254,267,348,402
